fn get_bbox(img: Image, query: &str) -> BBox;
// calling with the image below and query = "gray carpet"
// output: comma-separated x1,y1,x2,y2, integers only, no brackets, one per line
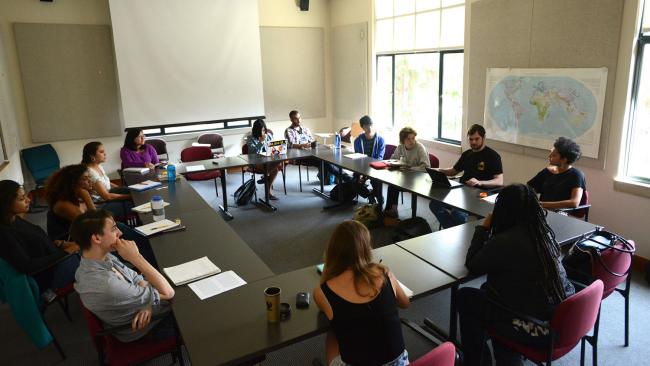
2,165,649,365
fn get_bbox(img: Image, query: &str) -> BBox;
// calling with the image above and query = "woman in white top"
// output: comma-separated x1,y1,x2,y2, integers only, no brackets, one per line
384,127,430,218
82,142,131,215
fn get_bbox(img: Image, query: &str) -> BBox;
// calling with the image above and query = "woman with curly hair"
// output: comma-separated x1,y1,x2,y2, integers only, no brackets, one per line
45,164,95,240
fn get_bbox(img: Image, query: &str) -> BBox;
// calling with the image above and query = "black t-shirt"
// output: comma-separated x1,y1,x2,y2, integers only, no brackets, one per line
527,167,586,202
454,146,503,183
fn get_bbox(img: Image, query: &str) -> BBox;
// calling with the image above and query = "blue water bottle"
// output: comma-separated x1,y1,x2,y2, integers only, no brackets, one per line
334,132,341,149
167,164,176,182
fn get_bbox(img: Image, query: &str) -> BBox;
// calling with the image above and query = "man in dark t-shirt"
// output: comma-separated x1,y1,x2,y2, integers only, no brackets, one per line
429,124,504,228
527,137,586,209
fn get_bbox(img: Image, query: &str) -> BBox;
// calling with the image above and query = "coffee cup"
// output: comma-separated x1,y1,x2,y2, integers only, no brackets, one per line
264,286,281,322
311,140,318,149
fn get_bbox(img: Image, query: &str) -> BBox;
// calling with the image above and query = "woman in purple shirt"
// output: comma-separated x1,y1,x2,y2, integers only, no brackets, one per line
120,128,159,168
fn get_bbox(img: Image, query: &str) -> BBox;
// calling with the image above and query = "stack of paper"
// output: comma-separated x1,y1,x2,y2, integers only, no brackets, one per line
185,165,206,172
123,167,150,174
188,271,247,300
131,201,171,213
134,219,180,236
163,256,221,286
128,180,162,191
344,153,368,159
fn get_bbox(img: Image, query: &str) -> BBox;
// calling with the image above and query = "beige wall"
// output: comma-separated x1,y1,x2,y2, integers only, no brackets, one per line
0,0,334,183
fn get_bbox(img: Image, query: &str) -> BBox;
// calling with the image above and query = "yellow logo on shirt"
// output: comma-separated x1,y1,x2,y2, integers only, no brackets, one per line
477,161,485,171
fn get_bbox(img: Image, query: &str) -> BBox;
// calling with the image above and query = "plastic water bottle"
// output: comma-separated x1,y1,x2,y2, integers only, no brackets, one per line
334,132,341,149
151,195,165,221
167,164,176,182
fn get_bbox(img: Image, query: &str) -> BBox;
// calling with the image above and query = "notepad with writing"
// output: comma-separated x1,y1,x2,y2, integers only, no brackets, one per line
163,256,221,286
131,201,171,213
134,219,180,236
188,270,246,300
128,180,162,191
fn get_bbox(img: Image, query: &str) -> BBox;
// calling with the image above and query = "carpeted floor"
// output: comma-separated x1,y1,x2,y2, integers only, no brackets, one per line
2,165,649,365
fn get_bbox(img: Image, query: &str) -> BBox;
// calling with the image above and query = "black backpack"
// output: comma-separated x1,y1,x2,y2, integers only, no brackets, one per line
329,182,357,203
393,217,432,241
234,178,256,206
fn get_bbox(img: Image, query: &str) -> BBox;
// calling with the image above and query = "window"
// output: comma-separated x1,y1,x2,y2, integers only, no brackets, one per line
625,1,650,182
138,118,256,137
374,0,465,143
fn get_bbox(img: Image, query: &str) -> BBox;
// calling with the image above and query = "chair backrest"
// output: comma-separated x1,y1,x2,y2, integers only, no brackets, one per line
385,144,397,160
145,138,167,155
80,303,105,353
568,190,589,220
197,133,224,149
339,127,352,143
593,239,634,298
428,153,440,168
410,342,456,366
550,279,603,352
242,144,250,155
21,144,60,186
180,146,212,163
350,121,363,139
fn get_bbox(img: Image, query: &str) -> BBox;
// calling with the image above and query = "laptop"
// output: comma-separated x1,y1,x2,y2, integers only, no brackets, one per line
262,139,288,156
426,167,463,188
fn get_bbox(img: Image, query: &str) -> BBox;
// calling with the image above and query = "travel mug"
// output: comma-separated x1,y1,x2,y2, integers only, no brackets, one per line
264,286,281,322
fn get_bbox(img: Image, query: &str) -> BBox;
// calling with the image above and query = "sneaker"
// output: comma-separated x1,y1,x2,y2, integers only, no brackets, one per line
256,176,267,184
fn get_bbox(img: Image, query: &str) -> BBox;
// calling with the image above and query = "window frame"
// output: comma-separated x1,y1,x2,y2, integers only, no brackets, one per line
375,49,463,144
130,116,262,137
625,31,650,184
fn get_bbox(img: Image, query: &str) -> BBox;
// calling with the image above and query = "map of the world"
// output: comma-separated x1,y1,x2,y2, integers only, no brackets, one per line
484,68,607,158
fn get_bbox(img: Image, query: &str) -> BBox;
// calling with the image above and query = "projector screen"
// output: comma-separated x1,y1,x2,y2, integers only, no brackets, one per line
109,0,265,128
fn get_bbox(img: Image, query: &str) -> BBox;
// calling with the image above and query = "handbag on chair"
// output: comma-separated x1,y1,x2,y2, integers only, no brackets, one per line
563,229,635,283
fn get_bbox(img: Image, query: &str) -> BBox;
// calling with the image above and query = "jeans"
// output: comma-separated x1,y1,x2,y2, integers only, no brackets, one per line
429,200,469,229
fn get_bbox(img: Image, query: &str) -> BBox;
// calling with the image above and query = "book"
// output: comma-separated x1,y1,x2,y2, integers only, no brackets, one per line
131,201,171,213
128,180,162,191
187,270,247,300
122,167,150,174
185,165,206,172
163,256,221,286
134,219,180,236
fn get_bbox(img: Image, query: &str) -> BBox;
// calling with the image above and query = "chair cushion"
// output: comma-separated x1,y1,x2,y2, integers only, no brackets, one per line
106,335,179,366
490,333,577,362
186,170,220,181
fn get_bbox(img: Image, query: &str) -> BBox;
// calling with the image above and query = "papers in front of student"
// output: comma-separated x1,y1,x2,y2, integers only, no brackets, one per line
163,256,221,286
134,219,181,237
344,153,368,159
188,270,247,300
123,167,150,174
397,280,414,298
481,193,499,204
131,201,171,213
128,180,162,191
191,142,211,147
383,159,406,167
185,165,206,172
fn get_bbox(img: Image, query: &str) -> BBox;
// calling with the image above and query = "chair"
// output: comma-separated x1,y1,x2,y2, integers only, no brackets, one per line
21,144,60,212
241,144,286,195
80,303,184,366
197,133,225,158
385,144,397,160
557,190,591,221
487,280,604,366
410,342,456,366
0,258,66,360
429,153,440,169
339,126,352,143
401,318,459,366
180,146,220,198
579,239,635,365
146,138,169,163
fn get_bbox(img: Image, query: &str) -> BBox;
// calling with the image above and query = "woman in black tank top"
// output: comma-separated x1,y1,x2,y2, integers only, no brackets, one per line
313,221,410,366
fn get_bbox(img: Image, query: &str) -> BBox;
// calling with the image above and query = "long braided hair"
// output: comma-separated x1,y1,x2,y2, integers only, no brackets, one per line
491,184,568,305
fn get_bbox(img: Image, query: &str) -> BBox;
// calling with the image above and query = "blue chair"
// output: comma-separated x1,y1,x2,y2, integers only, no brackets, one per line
21,144,60,211
0,258,66,359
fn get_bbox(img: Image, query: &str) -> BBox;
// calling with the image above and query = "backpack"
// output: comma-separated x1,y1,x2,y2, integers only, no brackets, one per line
393,217,432,242
234,178,256,206
329,182,357,203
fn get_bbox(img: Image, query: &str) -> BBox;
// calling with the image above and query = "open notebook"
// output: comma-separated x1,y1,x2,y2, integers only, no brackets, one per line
163,256,221,286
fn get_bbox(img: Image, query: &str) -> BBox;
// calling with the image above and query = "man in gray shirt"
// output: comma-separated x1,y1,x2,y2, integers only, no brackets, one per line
72,210,175,342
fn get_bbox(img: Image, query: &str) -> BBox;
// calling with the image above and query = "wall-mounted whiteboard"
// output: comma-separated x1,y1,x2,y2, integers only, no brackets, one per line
109,0,265,128
260,27,325,122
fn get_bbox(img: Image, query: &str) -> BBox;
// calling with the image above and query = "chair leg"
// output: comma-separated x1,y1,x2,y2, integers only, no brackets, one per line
298,165,303,192
241,169,245,185
57,296,72,322
401,191,404,204
214,178,219,197
580,338,586,366
592,309,601,366
624,272,632,347
306,166,309,181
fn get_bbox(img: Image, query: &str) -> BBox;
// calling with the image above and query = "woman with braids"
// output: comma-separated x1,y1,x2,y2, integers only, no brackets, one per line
457,184,575,366
313,220,410,366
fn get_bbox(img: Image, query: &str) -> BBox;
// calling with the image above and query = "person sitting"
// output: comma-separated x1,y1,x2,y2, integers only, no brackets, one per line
384,127,430,218
457,184,575,366
82,141,132,216
313,220,410,366
0,180,80,297
285,110,345,185
527,136,586,210
429,124,503,228
120,128,160,169
72,210,176,342
246,119,283,200
353,115,386,205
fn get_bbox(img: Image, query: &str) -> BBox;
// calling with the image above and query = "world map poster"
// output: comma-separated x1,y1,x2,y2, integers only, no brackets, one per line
484,68,607,158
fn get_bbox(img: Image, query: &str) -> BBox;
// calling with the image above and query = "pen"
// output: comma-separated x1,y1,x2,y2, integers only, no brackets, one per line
379,259,383,263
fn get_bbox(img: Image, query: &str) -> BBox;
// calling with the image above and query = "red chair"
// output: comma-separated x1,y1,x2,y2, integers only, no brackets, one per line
80,303,184,366
410,342,456,366
385,144,397,160
557,190,591,221
180,146,220,197
488,280,604,366
428,153,440,169
197,133,225,158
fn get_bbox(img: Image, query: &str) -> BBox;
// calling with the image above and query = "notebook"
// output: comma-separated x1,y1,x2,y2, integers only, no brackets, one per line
163,256,221,286
425,168,463,188
134,219,181,236
128,180,162,191
131,201,171,213
123,167,150,174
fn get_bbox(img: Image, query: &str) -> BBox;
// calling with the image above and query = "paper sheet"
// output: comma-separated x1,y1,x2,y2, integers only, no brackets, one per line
131,201,171,213
344,153,368,159
185,165,206,172
481,193,498,204
397,280,414,298
188,270,247,300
